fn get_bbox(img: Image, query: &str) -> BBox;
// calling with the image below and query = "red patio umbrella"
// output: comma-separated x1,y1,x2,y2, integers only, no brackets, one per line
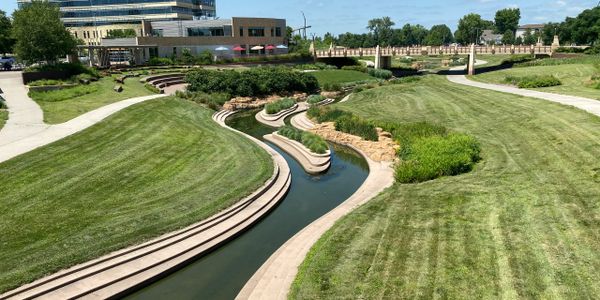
233,46,246,51
265,45,276,50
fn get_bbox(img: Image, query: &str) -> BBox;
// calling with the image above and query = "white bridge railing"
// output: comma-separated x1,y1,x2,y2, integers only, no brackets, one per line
315,45,554,58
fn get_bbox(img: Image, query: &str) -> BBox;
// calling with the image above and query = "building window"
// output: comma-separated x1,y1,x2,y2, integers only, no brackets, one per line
239,27,244,37
83,31,87,39
248,27,265,37
187,27,224,37
276,27,282,37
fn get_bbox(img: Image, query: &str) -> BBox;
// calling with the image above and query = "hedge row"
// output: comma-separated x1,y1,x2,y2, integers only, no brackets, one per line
307,94,326,105
278,125,329,154
504,75,562,88
185,67,319,97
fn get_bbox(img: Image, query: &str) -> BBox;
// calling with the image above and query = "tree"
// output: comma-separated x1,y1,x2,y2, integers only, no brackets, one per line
367,17,395,46
424,24,454,45
12,1,77,63
323,32,336,47
0,10,14,56
501,29,515,44
106,29,137,39
542,23,560,45
494,8,521,34
565,7,600,45
455,13,494,45
515,36,523,45
522,28,537,45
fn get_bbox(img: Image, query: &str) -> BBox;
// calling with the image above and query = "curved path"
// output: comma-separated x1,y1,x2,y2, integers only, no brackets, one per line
237,111,395,300
0,72,166,163
1,110,291,299
447,61,600,118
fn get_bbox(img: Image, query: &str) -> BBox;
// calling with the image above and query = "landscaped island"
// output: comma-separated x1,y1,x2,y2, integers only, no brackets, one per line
0,97,273,293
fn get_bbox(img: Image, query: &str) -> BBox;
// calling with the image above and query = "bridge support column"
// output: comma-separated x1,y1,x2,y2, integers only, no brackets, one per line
467,43,476,76
374,45,381,69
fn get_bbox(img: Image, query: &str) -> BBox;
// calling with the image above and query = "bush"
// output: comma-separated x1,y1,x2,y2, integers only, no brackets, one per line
322,82,342,92
367,68,393,79
278,125,329,154
265,98,296,114
341,65,368,73
334,115,379,141
307,94,326,105
185,67,319,97
394,133,480,183
176,90,231,110
295,63,337,70
25,62,100,78
504,75,562,88
501,54,535,65
28,84,99,102
28,79,74,86
144,83,160,94
148,57,175,66
307,106,353,123
0,96,6,109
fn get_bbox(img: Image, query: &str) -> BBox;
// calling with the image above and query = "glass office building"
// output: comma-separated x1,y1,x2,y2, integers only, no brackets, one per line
17,0,216,27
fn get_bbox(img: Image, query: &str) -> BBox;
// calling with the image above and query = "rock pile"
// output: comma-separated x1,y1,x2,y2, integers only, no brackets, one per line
310,122,399,162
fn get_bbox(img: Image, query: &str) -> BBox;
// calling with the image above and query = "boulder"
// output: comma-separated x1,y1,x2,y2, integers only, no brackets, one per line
113,85,123,93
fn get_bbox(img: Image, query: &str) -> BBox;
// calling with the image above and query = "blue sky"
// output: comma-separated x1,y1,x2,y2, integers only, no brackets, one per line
1,0,597,35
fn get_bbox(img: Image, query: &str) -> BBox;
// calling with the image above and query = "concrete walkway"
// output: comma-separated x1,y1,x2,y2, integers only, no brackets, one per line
238,109,395,300
447,74,600,118
0,72,166,164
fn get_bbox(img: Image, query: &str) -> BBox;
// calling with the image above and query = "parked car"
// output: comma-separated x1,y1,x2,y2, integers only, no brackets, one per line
0,56,16,71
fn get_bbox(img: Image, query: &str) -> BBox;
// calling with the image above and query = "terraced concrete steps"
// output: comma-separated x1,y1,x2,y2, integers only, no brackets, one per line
256,102,309,128
290,112,316,131
264,132,331,174
0,109,292,300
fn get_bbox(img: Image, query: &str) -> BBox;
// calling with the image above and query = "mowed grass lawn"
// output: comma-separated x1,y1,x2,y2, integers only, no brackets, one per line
473,63,600,100
311,69,376,86
30,76,155,124
0,97,273,293
291,76,600,299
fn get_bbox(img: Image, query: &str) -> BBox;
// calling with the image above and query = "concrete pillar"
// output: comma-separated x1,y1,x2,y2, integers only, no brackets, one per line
467,43,476,76
374,45,381,69
551,35,560,55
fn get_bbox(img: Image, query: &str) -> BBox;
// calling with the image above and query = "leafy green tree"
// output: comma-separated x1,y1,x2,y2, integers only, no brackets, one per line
424,24,453,45
12,1,77,63
455,13,494,45
0,10,14,55
106,29,137,39
494,8,521,34
501,29,515,44
523,29,538,45
515,36,523,45
323,32,336,47
367,17,395,46
542,23,560,45
564,7,600,45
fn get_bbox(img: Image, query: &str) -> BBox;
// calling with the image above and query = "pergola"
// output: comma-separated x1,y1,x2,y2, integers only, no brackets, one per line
78,44,157,68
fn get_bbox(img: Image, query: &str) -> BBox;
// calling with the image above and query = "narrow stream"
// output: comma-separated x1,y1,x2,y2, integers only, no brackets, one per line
126,110,369,299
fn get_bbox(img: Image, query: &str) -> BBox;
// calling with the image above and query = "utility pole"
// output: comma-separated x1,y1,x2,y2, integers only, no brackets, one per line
301,11,307,40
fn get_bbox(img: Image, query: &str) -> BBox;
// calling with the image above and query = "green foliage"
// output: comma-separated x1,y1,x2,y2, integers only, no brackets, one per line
307,106,353,123
424,24,454,46
500,54,535,65
367,17,396,47
175,90,230,110
394,133,480,183
322,82,342,92
29,84,98,102
389,76,422,84
502,29,516,45
105,29,137,39
380,121,447,157
144,83,160,94
0,96,7,109
294,63,337,70
27,79,73,86
278,125,329,154
504,75,562,88
335,115,379,141
265,98,296,114
367,68,393,79
307,94,326,105
0,10,15,55
148,57,174,66
12,1,77,63
455,13,494,45
494,8,521,34
25,62,101,78
186,67,319,97
515,56,600,67
341,65,368,73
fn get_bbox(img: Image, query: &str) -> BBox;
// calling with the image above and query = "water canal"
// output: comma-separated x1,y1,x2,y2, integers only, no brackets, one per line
126,110,369,299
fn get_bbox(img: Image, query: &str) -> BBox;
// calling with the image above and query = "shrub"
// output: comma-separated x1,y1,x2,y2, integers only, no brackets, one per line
28,84,99,102
307,106,353,123
25,62,100,78
307,94,326,105
341,65,368,73
28,79,74,86
395,133,480,183
334,115,379,141
185,67,319,97
144,83,160,94
352,86,364,93
322,82,342,92
504,75,562,88
0,96,6,109
367,68,393,80
176,90,231,110
148,57,175,66
265,98,296,114
501,54,535,65
278,125,329,154
295,63,337,70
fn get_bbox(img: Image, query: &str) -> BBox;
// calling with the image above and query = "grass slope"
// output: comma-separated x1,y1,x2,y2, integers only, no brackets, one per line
312,70,376,86
291,75,600,299
31,76,155,124
473,63,600,100
0,97,273,293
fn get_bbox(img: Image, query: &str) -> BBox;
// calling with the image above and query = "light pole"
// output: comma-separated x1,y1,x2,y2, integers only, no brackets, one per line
301,11,307,40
